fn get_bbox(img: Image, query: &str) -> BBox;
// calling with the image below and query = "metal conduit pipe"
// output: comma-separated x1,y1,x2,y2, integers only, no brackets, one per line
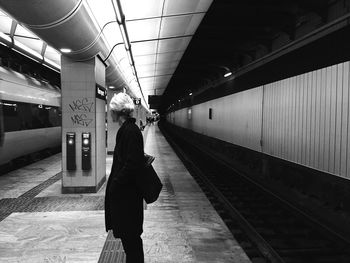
0,0,127,90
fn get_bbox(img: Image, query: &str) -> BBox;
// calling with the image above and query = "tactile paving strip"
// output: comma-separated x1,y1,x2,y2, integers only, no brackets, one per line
18,172,62,200
98,231,125,263
0,172,62,222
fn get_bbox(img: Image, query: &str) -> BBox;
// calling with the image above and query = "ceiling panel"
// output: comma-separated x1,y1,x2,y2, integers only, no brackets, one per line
132,41,158,56
160,14,205,38
156,61,180,69
138,67,156,77
154,75,172,84
155,67,176,75
156,51,184,64
139,78,154,90
158,37,191,53
134,54,157,66
122,0,164,20
164,0,212,15
136,63,156,72
127,18,161,41
160,16,189,37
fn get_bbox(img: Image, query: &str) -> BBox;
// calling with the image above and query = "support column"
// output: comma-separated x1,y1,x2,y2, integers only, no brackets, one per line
61,55,107,193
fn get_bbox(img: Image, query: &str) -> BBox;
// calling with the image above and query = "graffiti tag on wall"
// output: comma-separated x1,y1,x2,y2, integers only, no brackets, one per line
69,98,94,127
69,98,93,112
71,114,93,127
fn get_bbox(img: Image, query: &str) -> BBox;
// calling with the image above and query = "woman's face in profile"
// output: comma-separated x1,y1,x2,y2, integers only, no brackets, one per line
111,111,120,124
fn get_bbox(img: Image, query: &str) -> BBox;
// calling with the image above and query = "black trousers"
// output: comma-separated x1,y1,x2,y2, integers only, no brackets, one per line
121,236,144,263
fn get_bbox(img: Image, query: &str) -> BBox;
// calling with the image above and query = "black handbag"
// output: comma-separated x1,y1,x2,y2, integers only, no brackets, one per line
136,153,163,204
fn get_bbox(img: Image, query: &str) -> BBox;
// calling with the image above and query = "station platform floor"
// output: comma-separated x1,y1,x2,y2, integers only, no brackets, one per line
0,124,250,263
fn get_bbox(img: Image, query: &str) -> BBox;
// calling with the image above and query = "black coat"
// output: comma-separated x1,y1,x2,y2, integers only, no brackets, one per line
105,117,144,238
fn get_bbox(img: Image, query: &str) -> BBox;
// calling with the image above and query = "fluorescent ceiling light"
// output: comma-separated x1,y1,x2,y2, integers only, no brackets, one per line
112,0,124,23
224,72,232,78
14,40,43,60
60,48,72,53
189,92,192,96
126,49,133,65
44,57,60,70
119,24,130,50
0,31,11,43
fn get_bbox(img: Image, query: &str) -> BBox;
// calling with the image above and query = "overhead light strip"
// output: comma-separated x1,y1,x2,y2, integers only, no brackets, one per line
131,35,193,44
134,50,186,58
111,0,148,109
153,0,166,95
139,73,173,79
125,11,206,22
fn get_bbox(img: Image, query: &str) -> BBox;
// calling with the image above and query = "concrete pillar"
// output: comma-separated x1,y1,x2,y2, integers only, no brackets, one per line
61,55,106,193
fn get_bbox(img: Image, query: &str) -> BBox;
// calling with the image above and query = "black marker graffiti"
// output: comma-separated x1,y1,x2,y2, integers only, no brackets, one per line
69,98,93,112
71,114,93,127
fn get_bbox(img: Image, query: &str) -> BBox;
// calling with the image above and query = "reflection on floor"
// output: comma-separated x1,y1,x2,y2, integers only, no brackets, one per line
0,125,250,263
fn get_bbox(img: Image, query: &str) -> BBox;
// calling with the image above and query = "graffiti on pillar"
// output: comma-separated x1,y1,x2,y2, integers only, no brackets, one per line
68,98,94,127
69,98,94,112
71,113,93,127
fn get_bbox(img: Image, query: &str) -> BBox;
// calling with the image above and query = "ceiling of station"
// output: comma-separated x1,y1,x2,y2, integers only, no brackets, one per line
0,0,213,108
84,0,213,105
121,0,213,100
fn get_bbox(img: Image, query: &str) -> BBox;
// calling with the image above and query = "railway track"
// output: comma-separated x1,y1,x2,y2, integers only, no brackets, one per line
160,124,350,263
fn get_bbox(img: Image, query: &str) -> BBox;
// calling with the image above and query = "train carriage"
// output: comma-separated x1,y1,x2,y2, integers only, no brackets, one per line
0,66,61,166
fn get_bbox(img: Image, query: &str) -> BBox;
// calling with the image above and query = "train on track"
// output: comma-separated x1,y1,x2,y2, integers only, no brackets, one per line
0,66,61,166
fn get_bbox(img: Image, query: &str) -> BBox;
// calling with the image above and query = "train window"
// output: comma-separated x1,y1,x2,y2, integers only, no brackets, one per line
2,101,20,132
47,106,61,127
2,99,61,132
30,104,44,129
17,102,33,129
209,108,213,119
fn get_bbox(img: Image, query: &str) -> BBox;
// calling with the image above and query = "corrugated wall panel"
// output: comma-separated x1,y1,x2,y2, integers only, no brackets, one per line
341,62,349,177
166,61,350,179
305,72,312,165
260,61,350,178
346,61,350,177
173,86,263,152
335,63,343,175
329,65,338,173
319,68,326,171
322,68,329,171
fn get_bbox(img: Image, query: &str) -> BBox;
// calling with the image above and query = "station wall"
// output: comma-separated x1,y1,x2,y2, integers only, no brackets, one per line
167,61,350,179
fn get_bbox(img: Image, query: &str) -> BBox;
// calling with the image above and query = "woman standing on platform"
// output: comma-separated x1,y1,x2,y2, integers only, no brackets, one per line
105,92,144,263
